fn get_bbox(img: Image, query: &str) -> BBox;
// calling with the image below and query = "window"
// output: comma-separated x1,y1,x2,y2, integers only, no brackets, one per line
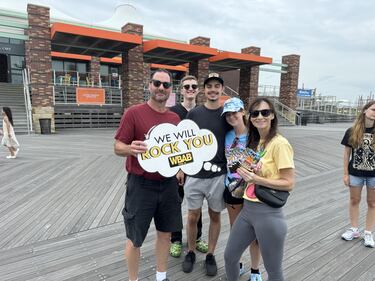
100,65,109,76
52,60,64,72
76,62,87,74
64,61,76,72
10,55,25,84
0,37,9,43
9,38,23,45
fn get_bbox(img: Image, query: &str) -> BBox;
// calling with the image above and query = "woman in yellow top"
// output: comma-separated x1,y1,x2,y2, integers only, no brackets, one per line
224,97,295,281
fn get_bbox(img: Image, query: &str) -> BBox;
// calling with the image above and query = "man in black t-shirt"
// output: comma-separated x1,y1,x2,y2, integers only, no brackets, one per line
169,75,208,258
182,73,231,276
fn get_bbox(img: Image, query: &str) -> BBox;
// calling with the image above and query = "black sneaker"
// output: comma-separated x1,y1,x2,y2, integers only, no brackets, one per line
182,251,196,273
205,253,217,276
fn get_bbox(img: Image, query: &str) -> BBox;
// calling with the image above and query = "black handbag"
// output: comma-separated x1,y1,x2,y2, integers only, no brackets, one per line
254,185,290,208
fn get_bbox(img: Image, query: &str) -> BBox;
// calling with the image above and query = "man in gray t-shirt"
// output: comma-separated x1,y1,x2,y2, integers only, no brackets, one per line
182,73,231,276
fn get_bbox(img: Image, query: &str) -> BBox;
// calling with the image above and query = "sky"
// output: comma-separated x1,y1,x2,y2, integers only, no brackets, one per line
2,0,374,103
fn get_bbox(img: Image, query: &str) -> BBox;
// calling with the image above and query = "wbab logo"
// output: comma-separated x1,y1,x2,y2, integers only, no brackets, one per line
138,119,218,177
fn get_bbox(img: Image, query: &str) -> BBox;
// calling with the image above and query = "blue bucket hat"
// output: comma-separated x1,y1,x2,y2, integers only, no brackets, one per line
221,97,245,116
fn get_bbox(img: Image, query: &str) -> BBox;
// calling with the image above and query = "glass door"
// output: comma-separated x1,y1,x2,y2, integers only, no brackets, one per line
0,54,8,82
9,55,25,84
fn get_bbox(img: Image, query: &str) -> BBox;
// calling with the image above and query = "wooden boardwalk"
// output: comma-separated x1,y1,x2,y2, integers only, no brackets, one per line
0,124,374,281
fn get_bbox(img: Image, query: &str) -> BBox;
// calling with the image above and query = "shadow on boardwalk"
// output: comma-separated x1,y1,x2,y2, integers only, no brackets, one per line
1,123,374,281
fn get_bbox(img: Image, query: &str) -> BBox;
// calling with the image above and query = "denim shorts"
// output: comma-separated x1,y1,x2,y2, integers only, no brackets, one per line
349,175,375,188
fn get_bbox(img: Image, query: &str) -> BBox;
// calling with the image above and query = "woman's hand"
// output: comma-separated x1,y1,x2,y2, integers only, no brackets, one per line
343,174,350,187
236,167,259,184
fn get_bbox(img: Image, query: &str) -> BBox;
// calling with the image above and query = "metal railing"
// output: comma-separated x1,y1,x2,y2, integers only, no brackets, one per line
271,98,298,125
297,98,358,116
223,86,239,97
258,85,280,97
52,70,121,89
54,86,122,106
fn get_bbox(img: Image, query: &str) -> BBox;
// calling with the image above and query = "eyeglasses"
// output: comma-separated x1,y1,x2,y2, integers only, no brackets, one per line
151,79,172,89
249,109,273,118
183,84,198,90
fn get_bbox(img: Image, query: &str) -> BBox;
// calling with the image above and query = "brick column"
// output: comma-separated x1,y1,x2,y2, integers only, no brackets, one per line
26,4,54,133
239,46,260,108
121,23,144,108
143,63,151,87
279,54,300,110
189,37,210,105
89,57,100,85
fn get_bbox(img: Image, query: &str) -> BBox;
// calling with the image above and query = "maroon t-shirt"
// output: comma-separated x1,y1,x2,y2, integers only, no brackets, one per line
115,103,180,180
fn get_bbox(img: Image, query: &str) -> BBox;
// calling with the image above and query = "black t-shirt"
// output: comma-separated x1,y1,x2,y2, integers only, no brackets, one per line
169,103,190,120
341,127,375,177
186,105,231,178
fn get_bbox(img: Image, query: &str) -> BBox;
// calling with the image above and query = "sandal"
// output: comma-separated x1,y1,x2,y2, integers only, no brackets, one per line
169,241,182,258
196,239,208,253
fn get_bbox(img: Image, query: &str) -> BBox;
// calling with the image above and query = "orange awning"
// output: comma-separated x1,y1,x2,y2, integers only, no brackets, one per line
51,51,91,61
150,63,188,72
51,22,142,58
143,40,218,65
209,51,272,71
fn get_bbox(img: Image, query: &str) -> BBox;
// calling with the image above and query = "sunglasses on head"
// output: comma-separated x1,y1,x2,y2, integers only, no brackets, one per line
151,79,172,89
183,84,198,90
249,109,273,118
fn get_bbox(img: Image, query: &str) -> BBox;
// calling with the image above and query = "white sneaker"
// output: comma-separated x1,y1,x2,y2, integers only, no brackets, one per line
250,273,263,281
341,227,360,241
364,231,375,248
6,155,16,159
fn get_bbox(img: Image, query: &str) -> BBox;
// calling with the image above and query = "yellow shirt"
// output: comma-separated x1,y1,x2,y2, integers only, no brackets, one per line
243,134,294,202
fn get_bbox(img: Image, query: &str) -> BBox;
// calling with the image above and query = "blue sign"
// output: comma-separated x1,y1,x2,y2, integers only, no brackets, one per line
297,89,313,97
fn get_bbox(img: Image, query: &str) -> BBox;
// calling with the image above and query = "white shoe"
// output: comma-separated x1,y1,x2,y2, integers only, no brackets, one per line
364,231,375,248
341,227,360,241
15,149,19,157
6,155,16,159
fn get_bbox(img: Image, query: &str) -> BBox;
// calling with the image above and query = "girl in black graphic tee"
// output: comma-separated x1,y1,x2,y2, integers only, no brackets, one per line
340,100,375,248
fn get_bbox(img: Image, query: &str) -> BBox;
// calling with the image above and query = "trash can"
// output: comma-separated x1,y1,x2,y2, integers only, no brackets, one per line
39,118,51,134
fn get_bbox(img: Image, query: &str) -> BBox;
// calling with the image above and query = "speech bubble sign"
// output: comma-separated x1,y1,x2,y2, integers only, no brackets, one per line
137,119,218,177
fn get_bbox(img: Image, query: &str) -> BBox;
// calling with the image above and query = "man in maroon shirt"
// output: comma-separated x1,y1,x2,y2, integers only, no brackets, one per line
114,69,182,281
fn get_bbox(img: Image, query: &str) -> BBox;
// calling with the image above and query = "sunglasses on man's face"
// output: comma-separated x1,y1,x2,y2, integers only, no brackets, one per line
151,79,172,89
249,109,273,118
183,84,198,90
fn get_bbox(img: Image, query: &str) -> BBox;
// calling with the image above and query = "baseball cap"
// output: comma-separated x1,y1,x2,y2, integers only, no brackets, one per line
203,72,224,87
221,97,245,115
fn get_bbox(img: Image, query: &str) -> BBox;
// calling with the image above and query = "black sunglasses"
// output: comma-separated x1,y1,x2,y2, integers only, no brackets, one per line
183,84,198,90
250,109,273,118
151,79,172,89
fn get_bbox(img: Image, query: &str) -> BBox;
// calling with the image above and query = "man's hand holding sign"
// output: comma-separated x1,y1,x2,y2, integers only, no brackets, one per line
137,119,218,177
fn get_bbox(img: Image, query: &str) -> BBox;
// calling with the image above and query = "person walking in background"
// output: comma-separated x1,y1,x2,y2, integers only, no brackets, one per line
341,100,375,248
222,97,262,281
1,107,19,159
169,75,208,258
224,97,295,281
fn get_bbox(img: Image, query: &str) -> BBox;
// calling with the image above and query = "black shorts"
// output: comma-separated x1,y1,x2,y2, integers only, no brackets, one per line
223,185,244,205
122,174,183,247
